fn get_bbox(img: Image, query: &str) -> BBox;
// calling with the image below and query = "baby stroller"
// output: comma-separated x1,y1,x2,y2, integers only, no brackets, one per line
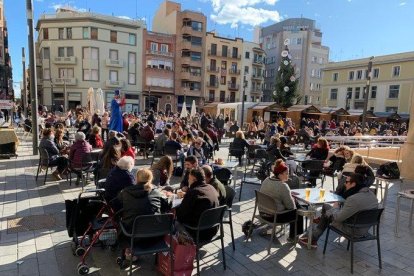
65,189,119,275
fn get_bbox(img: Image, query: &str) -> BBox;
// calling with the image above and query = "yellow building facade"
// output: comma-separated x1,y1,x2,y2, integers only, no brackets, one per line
204,32,243,103
321,52,414,114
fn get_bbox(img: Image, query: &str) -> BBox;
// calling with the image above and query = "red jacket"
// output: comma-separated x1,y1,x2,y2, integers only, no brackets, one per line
122,147,136,159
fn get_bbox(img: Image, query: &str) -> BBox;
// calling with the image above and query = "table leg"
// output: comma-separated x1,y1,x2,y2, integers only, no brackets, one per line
233,168,238,190
395,195,401,235
307,207,315,250
409,199,414,228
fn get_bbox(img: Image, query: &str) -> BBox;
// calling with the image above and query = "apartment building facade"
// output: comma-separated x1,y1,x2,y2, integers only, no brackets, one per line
142,30,175,113
255,18,329,105
36,8,145,112
0,0,12,102
204,32,243,103
241,41,266,102
152,1,206,110
321,52,414,114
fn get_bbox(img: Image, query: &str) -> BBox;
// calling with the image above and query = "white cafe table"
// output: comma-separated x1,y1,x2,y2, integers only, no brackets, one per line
291,188,344,249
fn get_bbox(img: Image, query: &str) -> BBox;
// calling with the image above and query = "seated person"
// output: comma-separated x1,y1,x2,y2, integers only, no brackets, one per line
202,165,226,205
187,137,206,165
120,138,135,159
165,132,185,168
69,132,93,185
117,168,168,260
299,173,378,248
88,126,104,149
104,156,135,209
323,146,351,175
39,128,68,180
279,136,294,157
150,156,173,187
154,128,170,155
180,156,199,192
230,131,250,165
176,168,219,242
260,160,303,241
306,137,329,160
266,137,286,162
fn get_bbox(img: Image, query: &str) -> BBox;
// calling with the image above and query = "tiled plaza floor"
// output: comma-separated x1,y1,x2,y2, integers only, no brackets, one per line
1,130,414,275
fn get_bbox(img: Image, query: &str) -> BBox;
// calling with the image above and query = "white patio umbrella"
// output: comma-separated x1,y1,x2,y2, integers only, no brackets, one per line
95,88,105,115
190,100,196,118
87,87,95,119
180,101,188,118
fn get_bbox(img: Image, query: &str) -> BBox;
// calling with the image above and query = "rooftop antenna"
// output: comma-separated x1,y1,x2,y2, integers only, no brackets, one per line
135,0,138,20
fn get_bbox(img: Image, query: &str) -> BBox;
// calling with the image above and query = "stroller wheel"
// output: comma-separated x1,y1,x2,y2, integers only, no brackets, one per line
77,264,89,275
75,247,86,257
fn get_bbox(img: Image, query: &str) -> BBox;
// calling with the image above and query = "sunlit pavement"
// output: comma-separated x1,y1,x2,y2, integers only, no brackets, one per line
1,131,414,275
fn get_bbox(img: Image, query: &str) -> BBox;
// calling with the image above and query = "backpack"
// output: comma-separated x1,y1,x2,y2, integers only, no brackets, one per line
256,160,271,181
376,162,400,179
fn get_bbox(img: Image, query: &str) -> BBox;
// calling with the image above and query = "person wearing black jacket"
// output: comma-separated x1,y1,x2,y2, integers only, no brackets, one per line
117,168,168,232
230,131,250,165
266,137,286,162
176,168,219,242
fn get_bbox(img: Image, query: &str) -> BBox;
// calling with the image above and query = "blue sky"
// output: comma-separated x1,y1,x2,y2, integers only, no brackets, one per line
5,0,414,97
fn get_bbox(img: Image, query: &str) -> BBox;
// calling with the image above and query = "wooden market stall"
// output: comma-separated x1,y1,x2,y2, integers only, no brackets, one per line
246,102,286,123
202,102,220,117
278,105,323,127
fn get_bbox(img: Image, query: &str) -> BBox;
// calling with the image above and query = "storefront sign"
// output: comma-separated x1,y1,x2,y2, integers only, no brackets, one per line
0,100,13,109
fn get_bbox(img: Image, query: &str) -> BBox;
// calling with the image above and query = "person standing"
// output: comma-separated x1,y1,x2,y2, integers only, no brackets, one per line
109,90,125,133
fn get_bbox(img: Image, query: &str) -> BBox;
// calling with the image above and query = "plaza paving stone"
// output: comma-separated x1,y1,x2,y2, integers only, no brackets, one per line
1,130,414,275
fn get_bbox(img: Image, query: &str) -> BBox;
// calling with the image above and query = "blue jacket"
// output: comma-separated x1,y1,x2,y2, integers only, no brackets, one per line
104,166,135,206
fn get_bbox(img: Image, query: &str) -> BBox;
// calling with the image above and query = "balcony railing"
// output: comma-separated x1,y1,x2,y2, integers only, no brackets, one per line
207,66,219,73
252,74,263,79
227,82,239,90
228,69,241,75
205,97,238,103
206,81,219,88
253,58,264,65
146,50,174,57
208,50,218,56
105,59,124,68
105,80,124,88
251,87,263,94
53,56,77,64
54,78,77,85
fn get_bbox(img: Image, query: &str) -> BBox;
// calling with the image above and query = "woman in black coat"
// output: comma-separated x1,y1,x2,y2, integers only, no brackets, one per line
230,131,250,165
176,168,219,242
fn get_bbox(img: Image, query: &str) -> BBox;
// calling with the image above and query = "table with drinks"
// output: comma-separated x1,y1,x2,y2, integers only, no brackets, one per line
291,187,344,249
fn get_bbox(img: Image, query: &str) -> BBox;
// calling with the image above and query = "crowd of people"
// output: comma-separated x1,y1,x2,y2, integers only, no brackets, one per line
32,96,400,268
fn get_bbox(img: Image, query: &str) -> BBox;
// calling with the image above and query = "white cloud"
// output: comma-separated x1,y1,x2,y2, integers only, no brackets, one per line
117,16,132,20
399,2,407,6
209,0,280,28
50,3,86,12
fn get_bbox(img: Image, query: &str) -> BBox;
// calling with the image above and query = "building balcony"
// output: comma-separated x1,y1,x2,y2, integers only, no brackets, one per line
53,56,77,65
105,80,124,88
251,87,263,94
251,74,263,80
145,50,174,57
206,81,219,88
253,58,264,65
182,40,192,49
227,82,239,90
208,50,218,57
181,25,194,34
181,56,191,65
228,69,240,75
54,78,77,86
205,97,238,103
207,66,219,73
105,59,124,68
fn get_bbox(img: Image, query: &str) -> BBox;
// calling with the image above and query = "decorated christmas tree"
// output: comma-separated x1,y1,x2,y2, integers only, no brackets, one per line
273,40,300,107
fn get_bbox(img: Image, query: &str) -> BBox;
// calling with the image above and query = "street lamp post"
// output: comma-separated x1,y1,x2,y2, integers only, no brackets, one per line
361,56,374,129
26,0,39,155
22,47,27,117
240,76,247,129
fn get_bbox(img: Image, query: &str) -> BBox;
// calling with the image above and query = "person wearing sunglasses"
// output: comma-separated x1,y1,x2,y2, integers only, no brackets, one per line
299,173,378,248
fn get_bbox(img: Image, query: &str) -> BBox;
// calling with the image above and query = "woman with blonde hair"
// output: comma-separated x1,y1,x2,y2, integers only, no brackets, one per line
231,130,250,165
341,154,367,176
117,168,167,231
151,156,174,186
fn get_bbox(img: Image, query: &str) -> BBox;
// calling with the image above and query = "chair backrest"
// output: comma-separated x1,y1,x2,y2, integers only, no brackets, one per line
131,213,174,239
302,160,325,172
214,167,232,184
343,208,384,229
197,205,227,231
164,144,178,155
224,185,236,208
38,147,50,166
254,148,268,159
255,190,278,215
